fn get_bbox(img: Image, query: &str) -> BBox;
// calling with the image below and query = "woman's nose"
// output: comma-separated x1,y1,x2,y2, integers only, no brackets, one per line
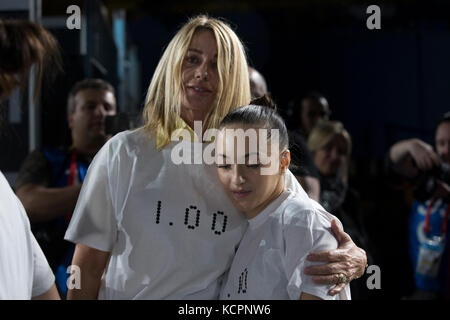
195,63,208,80
231,166,246,185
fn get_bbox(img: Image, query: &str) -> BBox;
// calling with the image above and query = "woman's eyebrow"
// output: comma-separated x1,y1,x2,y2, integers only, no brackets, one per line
187,48,218,58
187,48,202,54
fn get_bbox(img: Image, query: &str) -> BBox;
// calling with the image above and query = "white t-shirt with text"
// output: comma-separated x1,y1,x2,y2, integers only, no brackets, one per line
220,189,351,300
65,129,248,299
65,128,317,299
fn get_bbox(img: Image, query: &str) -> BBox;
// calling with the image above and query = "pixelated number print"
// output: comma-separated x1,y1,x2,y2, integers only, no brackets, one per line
155,201,228,235
238,268,248,294
185,205,200,229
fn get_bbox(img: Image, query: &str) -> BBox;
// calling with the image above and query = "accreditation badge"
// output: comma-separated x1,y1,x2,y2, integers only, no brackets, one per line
416,235,445,278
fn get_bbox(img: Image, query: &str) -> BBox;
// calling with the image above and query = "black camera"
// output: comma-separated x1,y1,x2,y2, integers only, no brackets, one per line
414,158,450,202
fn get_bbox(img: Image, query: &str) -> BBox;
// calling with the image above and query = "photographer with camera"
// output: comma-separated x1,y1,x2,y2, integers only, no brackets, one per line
388,112,450,299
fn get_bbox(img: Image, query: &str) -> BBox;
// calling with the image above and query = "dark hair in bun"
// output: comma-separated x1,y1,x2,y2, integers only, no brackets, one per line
219,94,289,151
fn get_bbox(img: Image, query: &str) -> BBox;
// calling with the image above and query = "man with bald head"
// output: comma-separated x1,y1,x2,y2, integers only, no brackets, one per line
248,66,268,99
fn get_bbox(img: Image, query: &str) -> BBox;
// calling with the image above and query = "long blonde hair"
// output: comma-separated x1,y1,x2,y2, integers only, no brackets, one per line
142,15,251,138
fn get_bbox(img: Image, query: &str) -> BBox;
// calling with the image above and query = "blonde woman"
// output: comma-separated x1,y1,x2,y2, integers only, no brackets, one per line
307,121,352,189
308,121,373,299
65,16,367,300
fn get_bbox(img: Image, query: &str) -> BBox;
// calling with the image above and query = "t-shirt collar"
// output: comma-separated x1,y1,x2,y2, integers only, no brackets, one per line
248,190,291,230
156,115,199,150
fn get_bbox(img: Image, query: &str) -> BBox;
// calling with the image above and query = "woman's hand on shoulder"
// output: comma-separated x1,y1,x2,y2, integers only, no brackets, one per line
303,219,367,296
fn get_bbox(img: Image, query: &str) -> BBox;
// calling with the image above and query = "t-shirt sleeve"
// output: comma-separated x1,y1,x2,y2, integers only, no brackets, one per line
31,232,55,297
15,150,52,190
64,141,117,252
284,208,350,300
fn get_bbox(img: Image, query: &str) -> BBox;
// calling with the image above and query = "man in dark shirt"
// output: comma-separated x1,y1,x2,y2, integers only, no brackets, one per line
15,78,117,296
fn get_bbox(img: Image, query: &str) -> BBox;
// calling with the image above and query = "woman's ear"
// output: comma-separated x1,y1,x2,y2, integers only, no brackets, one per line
280,150,291,172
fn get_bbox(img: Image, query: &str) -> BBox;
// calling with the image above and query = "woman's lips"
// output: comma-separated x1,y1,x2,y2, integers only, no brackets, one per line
231,190,251,199
187,86,212,96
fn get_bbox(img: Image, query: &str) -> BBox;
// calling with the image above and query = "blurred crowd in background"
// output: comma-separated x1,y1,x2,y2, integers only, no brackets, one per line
1,0,449,300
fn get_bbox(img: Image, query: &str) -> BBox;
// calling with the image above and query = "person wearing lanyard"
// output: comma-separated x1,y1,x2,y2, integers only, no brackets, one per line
388,112,450,299
15,78,117,296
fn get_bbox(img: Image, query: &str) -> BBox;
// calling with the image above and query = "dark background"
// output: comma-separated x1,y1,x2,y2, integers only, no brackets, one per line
3,0,450,299
105,2,450,299
124,0,450,156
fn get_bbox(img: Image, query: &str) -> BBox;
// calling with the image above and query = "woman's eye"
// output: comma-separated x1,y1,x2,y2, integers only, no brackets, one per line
186,56,199,64
217,164,231,170
246,164,261,169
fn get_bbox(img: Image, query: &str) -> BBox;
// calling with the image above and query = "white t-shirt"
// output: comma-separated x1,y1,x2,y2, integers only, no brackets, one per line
65,128,305,299
0,171,55,299
220,189,351,300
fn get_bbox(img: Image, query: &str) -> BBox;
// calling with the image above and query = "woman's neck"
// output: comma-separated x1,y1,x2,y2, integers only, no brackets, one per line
245,179,286,220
